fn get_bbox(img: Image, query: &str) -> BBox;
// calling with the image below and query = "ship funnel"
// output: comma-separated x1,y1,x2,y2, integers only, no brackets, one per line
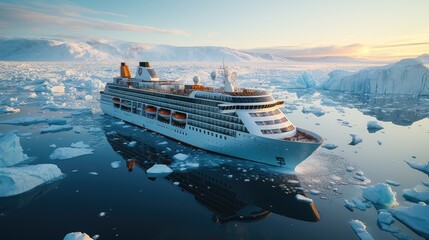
120,62,131,78
139,62,150,67
135,61,159,81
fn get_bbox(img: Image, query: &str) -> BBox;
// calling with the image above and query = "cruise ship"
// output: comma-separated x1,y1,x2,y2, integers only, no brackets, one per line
100,62,322,170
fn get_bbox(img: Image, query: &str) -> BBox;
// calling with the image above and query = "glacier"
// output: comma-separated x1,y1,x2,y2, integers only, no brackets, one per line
0,132,29,167
323,58,429,95
0,164,63,197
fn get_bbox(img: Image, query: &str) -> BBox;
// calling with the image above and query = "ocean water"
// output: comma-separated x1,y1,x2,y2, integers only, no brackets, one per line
0,62,428,240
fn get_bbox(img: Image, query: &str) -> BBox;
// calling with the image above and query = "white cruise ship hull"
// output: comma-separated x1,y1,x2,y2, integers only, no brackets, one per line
101,102,321,170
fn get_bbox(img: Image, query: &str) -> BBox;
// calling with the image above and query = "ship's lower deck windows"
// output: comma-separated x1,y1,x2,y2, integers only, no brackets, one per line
255,117,287,125
261,125,295,134
249,109,281,117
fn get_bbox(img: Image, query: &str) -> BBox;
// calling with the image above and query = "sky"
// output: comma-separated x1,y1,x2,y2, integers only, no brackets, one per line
0,0,428,60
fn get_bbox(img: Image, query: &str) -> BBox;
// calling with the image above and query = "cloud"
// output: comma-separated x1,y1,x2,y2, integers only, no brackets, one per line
371,42,429,49
0,2,187,36
246,44,366,57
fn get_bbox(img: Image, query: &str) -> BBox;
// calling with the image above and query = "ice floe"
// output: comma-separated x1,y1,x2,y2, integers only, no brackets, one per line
349,219,374,240
89,172,98,175
50,147,94,160
127,141,137,147
0,106,20,113
321,143,338,150
0,132,29,167
367,121,384,133
0,164,63,197
349,134,362,145
405,160,429,175
70,141,90,149
111,161,121,169
295,194,313,203
41,124,73,133
391,202,429,239
362,183,397,207
46,118,67,125
173,153,189,161
146,164,173,177
0,116,46,125
63,232,93,240
377,211,394,225
344,198,371,211
302,105,325,117
386,180,400,187
403,185,429,203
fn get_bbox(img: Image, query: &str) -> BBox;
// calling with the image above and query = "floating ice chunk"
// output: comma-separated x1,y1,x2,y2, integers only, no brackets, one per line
50,147,94,160
349,219,375,240
287,179,299,184
302,106,325,117
0,164,63,197
0,132,29,167
352,197,368,211
173,153,189,161
329,175,341,181
362,183,398,207
296,194,313,203
345,199,355,211
349,134,362,145
49,144,57,148
127,141,137,147
403,185,429,203
158,141,168,145
391,202,429,239
74,127,81,133
322,143,338,150
367,121,384,133
50,85,65,93
98,212,106,217
356,171,364,176
111,161,121,169
88,127,102,132
46,118,67,125
377,211,394,225
309,189,320,195
0,106,20,113
346,166,355,172
70,141,89,149
386,180,400,187
41,124,73,133
321,98,340,106
34,85,50,93
92,234,99,240
63,232,93,240
89,172,98,175
377,140,382,145
173,181,180,185
405,161,429,175
0,116,46,125
146,164,173,177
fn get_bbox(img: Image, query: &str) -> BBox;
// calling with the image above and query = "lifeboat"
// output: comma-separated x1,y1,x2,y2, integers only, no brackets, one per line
145,106,156,114
112,97,120,104
172,112,187,123
158,109,171,118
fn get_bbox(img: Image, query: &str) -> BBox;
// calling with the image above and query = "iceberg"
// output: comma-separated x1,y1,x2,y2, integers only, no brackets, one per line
50,147,94,160
146,164,173,177
321,143,338,150
391,202,429,239
405,161,429,175
323,58,429,95
0,164,63,197
70,141,90,149
403,185,429,203
349,134,362,145
349,219,374,240
0,133,29,167
362,183,397,207
111,161,121,169
63,232,93,240
295,71,315,88
367,121,384,133
41,124,73,133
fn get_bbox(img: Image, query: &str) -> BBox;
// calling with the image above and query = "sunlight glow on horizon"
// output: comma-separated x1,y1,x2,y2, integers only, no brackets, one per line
0,0,428,60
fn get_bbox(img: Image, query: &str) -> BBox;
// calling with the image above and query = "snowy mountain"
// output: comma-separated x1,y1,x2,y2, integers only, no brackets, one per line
322,58,429,95
0,38,264,62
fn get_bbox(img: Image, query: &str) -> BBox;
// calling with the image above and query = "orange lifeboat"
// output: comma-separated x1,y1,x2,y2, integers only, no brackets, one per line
145,106,156,114
172,112,186,123
158,109,171,118
112,97,120,104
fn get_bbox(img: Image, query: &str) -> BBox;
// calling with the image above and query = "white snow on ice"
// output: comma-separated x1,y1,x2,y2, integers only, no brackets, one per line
50,147,94,160
146,164,173,177
349,219,374,240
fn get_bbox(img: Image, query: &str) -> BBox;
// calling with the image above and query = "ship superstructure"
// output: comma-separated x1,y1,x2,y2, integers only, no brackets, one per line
100,62,322,169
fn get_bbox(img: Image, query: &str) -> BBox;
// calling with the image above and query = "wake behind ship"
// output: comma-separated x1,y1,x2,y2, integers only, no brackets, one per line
100,62,322,170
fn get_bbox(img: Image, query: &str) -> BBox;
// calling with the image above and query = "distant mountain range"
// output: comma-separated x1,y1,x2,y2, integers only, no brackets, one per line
0,38,427,63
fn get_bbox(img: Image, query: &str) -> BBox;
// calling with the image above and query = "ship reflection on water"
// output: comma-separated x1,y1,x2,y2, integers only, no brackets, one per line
106,130,320,224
